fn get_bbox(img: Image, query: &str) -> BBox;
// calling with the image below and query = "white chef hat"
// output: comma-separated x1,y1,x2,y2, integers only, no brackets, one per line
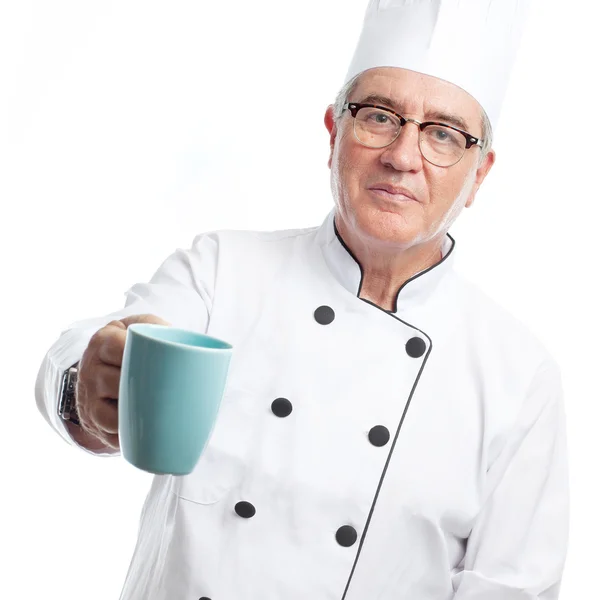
343,0,532,132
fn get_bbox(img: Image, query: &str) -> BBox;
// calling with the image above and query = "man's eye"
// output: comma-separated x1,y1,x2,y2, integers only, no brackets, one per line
427,127,460,146
368,113,389,124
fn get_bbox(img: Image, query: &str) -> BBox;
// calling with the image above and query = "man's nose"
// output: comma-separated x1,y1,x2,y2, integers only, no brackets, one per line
380,120,423,171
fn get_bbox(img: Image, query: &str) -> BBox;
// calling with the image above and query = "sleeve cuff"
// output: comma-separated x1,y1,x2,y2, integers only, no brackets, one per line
34,326,120,457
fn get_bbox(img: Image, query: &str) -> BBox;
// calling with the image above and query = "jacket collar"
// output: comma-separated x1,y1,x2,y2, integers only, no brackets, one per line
317,208,456,314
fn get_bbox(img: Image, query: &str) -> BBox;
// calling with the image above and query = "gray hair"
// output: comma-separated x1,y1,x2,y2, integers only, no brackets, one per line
332,73,493,165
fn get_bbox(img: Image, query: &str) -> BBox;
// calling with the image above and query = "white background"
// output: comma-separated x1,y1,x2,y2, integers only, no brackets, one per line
1,1,598,598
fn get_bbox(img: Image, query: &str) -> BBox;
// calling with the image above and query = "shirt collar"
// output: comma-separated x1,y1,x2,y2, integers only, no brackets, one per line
317,208,456,314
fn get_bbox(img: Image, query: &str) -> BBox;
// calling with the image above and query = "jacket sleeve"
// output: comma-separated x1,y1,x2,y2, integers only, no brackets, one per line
452,359,570,600
34,232,219,456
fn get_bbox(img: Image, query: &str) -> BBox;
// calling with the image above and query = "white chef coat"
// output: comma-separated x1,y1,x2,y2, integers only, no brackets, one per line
36,208,569,600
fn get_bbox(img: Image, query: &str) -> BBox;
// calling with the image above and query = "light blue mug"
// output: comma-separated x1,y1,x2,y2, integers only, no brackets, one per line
118,324,233,475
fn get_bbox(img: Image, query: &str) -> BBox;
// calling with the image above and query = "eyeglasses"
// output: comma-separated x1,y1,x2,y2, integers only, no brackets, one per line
342,102,484,168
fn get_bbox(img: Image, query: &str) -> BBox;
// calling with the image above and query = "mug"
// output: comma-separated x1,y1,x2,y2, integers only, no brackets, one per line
118,323,233,475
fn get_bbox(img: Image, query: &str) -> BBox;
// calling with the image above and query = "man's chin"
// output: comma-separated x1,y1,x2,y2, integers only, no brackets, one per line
355,209,420,247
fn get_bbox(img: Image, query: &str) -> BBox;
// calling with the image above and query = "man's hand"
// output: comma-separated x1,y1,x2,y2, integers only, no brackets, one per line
75,314,171,451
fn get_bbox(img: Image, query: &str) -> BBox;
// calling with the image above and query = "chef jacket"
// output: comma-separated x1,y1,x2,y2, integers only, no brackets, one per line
36,208,569,600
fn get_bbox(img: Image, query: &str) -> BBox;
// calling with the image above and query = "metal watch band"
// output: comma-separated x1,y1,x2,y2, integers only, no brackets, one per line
58,362,80,426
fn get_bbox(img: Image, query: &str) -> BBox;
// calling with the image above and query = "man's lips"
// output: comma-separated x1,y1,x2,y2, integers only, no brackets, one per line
368,187,418,202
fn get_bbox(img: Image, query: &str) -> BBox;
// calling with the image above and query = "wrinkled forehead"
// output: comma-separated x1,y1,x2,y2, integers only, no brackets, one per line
352,67,483,131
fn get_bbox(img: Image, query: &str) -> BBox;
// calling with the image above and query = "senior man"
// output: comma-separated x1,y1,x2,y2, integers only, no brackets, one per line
36,1,569,599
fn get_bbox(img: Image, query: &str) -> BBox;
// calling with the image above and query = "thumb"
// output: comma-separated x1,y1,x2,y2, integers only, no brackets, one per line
119,314,172,328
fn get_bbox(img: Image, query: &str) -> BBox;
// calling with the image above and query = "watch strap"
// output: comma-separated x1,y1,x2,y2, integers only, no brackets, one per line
58,362,80,426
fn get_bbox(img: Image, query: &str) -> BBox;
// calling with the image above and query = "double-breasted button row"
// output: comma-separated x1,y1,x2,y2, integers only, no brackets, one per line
272,396,390,448
312,304,421,551
198,309,423,597
232,500,359,548
314,305,427,359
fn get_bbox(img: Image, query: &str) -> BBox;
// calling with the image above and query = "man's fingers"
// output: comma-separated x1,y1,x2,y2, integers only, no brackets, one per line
91,397,119,435
120,314,171,328
103,433,120,451
96,329,127,367
94,315,171,367
75,314,169,450
94,363,121,401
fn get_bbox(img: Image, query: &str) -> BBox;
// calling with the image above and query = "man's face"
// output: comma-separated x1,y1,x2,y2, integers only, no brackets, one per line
325,67,495,249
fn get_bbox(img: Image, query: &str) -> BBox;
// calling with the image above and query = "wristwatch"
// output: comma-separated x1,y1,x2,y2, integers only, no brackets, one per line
58,362,81,426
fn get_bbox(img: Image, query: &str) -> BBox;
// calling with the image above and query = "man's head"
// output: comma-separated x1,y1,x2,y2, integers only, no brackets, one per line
325,67,495,252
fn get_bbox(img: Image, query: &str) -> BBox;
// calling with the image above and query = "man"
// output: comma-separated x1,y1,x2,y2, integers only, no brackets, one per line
35,1,569,598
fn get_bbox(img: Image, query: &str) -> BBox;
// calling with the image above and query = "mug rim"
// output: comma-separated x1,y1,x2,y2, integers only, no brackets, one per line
127,323,233,352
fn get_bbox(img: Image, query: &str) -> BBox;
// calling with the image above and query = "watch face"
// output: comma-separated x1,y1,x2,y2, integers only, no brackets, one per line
67,366,77,396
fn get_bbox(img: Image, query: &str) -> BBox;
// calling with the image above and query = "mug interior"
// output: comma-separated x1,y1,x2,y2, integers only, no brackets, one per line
128,323,232,350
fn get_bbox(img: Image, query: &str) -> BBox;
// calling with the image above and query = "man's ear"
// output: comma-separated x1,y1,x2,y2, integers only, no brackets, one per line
465,149,496,208
324,105,337,169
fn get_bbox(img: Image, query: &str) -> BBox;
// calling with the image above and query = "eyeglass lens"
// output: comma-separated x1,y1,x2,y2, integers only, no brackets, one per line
354,107,467,167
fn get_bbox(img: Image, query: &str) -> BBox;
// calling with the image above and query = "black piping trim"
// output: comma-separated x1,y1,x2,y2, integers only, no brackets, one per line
333,216,366,296
331,214,446,598
340,303,434,600
332,214,456,313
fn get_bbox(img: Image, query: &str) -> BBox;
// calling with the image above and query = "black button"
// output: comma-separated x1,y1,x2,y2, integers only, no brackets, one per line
314,305,335,325
368,425,390,447
235,501,256,519
198,597,212,600
406,336,426,358
336,525,358,547
272,397,293,418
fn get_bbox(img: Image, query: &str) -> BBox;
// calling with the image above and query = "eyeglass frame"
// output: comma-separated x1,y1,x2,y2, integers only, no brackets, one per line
342,102,484,166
